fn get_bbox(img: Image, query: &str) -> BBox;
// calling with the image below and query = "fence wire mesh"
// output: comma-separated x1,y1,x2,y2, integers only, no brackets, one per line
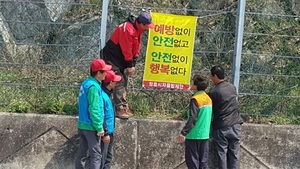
0,0,299,120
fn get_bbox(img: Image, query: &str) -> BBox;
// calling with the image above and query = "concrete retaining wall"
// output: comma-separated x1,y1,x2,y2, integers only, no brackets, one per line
0,112,299,169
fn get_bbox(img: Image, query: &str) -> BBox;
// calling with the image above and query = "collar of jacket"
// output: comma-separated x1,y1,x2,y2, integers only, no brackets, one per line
192,90,205,97
135,21,146,34
101,84,113,97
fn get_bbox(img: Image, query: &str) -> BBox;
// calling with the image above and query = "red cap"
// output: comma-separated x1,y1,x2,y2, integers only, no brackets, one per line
145,23,155,29
103,70,122,83
90,59,112,72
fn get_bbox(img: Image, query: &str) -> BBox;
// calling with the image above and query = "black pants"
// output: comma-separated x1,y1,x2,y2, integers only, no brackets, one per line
75,129,101,169
185,139,209,169
100,134,114,169
105,61,129,111
213,124,241,169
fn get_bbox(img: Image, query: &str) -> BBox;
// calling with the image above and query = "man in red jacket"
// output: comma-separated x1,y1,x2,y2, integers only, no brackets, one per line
101,12,154,119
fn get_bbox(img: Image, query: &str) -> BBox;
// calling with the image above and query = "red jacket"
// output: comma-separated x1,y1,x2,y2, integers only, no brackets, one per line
102,16,146,73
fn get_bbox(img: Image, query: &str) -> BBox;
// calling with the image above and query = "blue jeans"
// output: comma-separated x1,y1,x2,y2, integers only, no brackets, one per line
75,129,102,169
213,124,242,169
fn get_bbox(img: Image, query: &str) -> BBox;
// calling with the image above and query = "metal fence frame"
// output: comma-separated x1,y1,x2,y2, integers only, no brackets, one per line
0,0,299,116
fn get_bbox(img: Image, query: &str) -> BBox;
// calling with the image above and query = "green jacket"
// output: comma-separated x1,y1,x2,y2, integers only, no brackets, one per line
181,91,212,140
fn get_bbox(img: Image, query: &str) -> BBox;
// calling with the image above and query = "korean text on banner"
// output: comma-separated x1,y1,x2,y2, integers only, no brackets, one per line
143,12,197,90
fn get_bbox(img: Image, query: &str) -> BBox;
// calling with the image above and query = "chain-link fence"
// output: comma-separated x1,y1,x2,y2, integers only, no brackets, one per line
0,0,299,121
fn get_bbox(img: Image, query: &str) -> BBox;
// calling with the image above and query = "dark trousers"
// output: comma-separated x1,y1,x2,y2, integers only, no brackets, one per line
107,63,129,111
75,129,102,169
185,139,209,169
213,124,241,169
100,134,114,169
113,72,128,111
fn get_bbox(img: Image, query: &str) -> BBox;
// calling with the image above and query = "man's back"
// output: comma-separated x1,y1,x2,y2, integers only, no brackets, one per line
209,81,243,130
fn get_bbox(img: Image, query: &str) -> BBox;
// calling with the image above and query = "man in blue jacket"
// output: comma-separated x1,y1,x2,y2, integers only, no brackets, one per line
75,59,112,169
100,70,122,169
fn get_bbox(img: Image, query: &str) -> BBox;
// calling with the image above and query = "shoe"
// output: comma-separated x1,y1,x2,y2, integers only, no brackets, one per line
126,109,134,116
116,109,129,119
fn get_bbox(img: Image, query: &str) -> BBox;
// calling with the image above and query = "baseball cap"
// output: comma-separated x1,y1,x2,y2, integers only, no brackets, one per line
103,70,122,83
90,59,112,72
137,12,155,29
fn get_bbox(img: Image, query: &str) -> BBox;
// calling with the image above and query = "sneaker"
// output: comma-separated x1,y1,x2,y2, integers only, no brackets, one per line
116,109,129,119
126,109,134,116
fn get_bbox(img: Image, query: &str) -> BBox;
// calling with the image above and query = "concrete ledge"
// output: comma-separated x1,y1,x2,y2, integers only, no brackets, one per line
0,112,299,169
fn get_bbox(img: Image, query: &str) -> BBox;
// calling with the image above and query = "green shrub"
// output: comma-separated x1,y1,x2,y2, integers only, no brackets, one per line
63,104,78,115
38,101,64,114
8,101,31,113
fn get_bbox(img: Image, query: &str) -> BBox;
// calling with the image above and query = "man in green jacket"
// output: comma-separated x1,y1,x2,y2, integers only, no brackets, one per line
75,59,112,169
178,75,212,169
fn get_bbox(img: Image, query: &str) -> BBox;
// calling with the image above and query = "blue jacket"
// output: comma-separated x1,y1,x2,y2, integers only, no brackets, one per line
77,77,104,132
101,85,115,134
